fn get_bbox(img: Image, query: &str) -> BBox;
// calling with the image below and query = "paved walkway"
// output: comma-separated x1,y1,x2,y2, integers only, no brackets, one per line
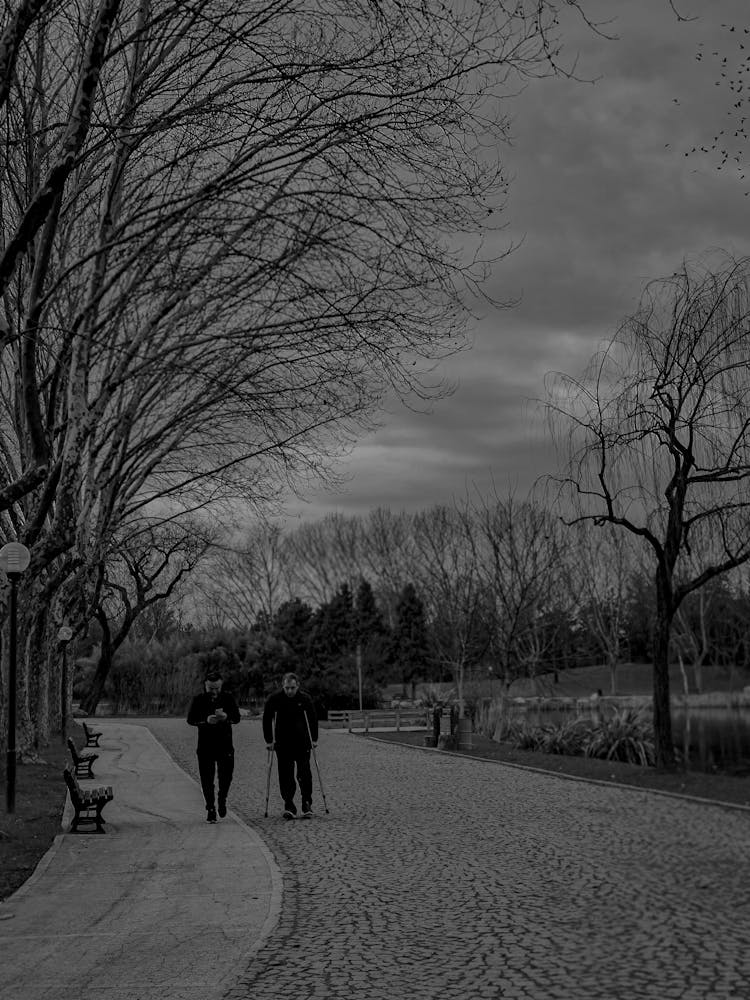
2,718,749,999
0,723,280,1000
148,718,750,1000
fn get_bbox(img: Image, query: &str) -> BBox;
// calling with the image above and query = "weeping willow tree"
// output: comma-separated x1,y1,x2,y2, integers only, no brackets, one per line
547,252,750,768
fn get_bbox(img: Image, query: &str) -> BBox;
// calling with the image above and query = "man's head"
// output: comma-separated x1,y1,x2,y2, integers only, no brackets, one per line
282,673,299,697
204,672,223,696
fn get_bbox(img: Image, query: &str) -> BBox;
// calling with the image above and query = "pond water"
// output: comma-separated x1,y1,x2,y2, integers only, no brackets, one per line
506,704,750,775
672,707,750,775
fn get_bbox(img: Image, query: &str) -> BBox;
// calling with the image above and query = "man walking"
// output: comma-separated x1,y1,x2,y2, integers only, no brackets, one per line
187,671,241,822
263,672,318,819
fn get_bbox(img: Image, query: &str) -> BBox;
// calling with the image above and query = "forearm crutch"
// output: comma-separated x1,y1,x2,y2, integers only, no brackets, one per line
263,715,276,818
263,749,274,817
304,711,329,814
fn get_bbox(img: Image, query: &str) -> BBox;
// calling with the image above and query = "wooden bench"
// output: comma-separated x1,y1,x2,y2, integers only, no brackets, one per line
67,737,98,778
82,721,102,747
63,768,113,833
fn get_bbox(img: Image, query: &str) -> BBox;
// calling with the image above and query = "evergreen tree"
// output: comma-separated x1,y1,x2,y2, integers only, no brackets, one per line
392,582,430,694
355,578,385,643
306,583,384,713
272,598,314,663
310,583,354,664
354,577,391,687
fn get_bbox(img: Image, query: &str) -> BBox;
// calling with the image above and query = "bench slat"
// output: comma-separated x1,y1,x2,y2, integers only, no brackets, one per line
64,768,113,833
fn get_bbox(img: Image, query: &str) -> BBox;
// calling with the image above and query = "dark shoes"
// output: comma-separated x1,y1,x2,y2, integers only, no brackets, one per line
207,796,227,821
282,801,297,820
301,801,313,818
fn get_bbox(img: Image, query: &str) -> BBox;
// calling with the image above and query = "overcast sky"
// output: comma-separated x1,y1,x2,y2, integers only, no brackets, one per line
283,0,750,524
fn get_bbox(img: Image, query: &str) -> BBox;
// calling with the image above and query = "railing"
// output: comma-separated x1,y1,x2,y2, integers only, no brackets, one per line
326,708,428,732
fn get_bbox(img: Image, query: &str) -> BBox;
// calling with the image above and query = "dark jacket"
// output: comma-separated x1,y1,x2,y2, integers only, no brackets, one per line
187,690,241,752
262,690,318,751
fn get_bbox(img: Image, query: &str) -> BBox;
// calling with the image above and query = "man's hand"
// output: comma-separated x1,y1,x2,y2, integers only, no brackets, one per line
265,743,274,751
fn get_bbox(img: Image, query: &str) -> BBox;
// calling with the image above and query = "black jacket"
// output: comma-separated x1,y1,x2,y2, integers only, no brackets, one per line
187,690,241,752
262,690,318,750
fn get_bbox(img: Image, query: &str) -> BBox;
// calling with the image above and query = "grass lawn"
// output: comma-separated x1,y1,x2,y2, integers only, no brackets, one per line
500,662,749,699
0,736,68,903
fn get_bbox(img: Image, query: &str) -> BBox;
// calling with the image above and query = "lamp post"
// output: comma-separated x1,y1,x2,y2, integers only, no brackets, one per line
356,642,363,712
58,625,74,745
0,542,31,813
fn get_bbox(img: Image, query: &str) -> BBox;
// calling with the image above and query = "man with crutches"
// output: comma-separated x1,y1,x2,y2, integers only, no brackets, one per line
262,673,319,819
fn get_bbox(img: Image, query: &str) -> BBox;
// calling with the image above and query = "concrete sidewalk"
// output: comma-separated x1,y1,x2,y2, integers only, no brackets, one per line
0,722,281,1000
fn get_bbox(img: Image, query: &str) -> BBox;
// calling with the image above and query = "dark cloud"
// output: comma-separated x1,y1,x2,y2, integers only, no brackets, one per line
285,0,750,523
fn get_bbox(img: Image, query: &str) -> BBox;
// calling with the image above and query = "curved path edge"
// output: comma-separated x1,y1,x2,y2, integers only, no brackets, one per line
367,734,750,813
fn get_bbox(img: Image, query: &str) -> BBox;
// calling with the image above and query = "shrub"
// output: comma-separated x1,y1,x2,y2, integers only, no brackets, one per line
507,719,544,751
502,706,657,767
422,683,457,708
583,707,655,766
537,717,590,756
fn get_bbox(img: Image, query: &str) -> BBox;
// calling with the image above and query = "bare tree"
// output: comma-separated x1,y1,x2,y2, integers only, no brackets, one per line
471,490,566,692
0,0,596,750
79,518,212,714
546,252,750,768
359,507,416,630
192,524,288,631
410,503,487,716
567,520,635,695
281,514,367,606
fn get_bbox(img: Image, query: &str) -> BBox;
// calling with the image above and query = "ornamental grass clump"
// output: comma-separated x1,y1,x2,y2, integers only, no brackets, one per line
507,719,543,750
583,707,656,767
537,717,590,756
505,707,656,767
507,716,590,755
476,699,513,741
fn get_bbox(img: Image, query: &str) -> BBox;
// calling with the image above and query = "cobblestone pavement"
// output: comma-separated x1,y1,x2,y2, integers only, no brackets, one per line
145,718,750,1000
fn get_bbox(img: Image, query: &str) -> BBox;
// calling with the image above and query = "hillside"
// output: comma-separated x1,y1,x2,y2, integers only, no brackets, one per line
504,662,750,699
385,663,750,705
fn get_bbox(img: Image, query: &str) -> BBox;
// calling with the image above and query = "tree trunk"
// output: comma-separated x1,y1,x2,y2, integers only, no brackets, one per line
652,595,676,769
14,602,34,756
27,601,54,750
676,652,690,696
609,656,618,696
80,623,114,715
692,657,704,695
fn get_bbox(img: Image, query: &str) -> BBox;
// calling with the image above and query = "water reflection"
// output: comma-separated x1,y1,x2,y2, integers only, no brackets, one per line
672,708,750,775
506,703,750,775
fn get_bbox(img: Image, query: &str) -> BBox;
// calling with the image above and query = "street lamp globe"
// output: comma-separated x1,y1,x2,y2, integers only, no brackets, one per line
0,542,31,576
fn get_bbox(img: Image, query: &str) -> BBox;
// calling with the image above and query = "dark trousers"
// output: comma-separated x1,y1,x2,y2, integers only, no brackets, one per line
276,748,312,807
197,748,234,808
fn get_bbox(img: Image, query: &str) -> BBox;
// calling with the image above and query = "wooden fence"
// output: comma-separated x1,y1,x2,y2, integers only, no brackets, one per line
325,708,428,732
